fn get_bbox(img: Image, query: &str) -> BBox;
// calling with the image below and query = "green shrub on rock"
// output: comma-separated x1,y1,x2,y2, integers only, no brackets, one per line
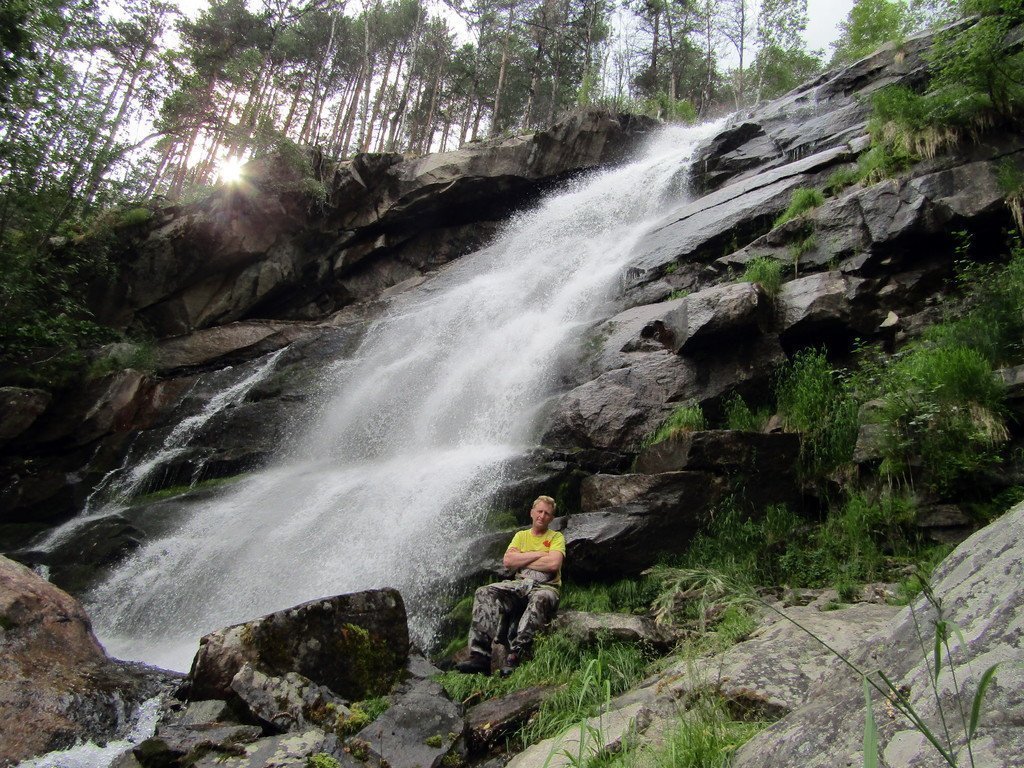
774,188,825,228
644,404,706,448
775,350,860,481
741,257,784,298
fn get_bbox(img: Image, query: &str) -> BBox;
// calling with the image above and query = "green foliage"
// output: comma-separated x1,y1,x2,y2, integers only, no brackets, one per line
830,0,912,66
774,187,825,228
560,577,661,615
825,166,862,195
790,233,818,277
307,754,341,768
741,257,784,298
927,242,1024,366
873,344,1007,493
678,491,930,597
87,341,157,379
437,632,651,747
775,350,860,480
667,289,690,301
646,566,757,639
657,696,765,768
644,404,706,448
0,240,119,388
640,93,698,123
997,160,1024,232
865,2,1024,167
598,695,764,768
722,394,771,432
856,141,915,183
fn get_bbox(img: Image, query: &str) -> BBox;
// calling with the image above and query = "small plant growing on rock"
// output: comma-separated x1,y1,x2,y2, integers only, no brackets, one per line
825,166,861,196
722,394,771,432
775,349,859,481
774,187,825,228
644,404,706,447
307,754,342,768
425,735,443,748
741,257,783,298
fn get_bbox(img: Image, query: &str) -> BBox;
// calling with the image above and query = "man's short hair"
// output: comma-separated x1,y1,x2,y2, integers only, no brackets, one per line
533,495,557,512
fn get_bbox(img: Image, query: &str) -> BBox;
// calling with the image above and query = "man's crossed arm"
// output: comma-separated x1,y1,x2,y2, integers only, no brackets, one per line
504,547,564,574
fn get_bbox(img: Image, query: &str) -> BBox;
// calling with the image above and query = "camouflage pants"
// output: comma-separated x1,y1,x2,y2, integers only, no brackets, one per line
468,579,560,659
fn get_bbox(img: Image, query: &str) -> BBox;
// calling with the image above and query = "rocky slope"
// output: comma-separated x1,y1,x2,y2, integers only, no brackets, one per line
3,17,1024,766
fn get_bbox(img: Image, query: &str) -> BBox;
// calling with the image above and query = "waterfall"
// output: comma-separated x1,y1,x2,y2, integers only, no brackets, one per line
31,348,287,553
86,120,723,672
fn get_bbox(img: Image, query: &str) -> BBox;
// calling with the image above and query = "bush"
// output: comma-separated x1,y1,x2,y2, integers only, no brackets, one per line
644,404,706,447
677,493,931,596
722,393,770,432
874,344,1007,493
775,350,860,481
87,341,157,379
774,187,825,228
741,256,784,298
856,142,914,183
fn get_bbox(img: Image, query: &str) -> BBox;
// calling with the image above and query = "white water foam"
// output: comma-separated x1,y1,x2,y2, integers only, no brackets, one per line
87,120,724,672
34,349,287,554
16,696,161,768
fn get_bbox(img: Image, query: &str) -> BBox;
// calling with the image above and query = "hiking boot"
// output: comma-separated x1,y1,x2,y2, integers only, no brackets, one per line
455,653,491,675
499,653,520,677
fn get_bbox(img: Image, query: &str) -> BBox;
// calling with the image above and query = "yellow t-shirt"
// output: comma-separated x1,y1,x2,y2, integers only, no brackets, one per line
507,529,566,587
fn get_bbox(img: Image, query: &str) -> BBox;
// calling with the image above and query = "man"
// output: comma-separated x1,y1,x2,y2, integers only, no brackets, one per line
456,495,565,675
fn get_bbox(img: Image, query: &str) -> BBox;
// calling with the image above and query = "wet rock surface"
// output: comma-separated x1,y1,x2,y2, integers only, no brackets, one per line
0,555,180,766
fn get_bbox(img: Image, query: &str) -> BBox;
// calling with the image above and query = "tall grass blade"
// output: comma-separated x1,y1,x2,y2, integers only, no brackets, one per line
969,664,1000,739
934,628,944,681
863,678,880,768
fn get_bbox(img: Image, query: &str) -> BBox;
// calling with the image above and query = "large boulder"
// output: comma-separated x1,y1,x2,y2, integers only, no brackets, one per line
625,146,849,279
188,588,409,702
730,500,1024,768
641,282,773,354
0,555,177,765
543,336,785,453
567,472,727,578
350,677,463,768
646,600,900,720
0,387,51,445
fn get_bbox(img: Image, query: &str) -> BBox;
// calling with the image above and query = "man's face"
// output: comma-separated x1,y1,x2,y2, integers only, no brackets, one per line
530,502,555,532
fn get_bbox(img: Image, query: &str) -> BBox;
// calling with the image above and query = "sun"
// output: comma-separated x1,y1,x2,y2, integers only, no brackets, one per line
216,156,247,184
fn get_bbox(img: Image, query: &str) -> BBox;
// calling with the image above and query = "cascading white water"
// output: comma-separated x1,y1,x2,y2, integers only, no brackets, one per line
87,120,723,671
34,349,289,555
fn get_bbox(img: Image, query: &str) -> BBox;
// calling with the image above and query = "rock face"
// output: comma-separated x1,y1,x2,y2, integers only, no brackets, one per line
188,588,409,702
0,555,177,765
731,500,1024,768
91,110,656,339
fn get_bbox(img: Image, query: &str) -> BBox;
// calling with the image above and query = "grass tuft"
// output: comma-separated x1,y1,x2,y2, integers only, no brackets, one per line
741,257,784,298
774,187,825,228
643,404,706,448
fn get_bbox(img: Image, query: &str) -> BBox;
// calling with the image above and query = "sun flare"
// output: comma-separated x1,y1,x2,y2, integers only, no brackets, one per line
216,156,247,184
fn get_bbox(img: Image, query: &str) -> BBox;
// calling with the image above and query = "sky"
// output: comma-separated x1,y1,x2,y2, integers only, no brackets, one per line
171,0,857,55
